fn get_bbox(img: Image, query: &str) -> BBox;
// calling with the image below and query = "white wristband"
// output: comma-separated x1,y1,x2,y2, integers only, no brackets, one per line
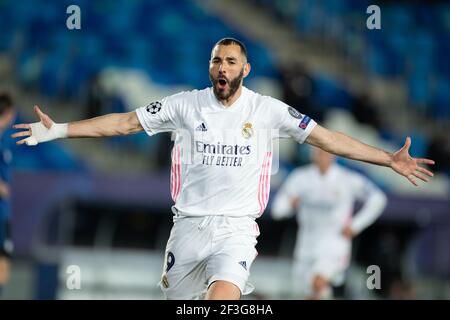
24,122,68,146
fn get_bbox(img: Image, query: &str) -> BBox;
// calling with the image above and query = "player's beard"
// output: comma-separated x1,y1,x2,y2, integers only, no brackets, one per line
209,69,244,102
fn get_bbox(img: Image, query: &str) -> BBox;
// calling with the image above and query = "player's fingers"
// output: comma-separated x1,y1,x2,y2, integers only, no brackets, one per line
16,138,27,145
17,137,37,146
416,167,434,177
34,105,52,129
403,137,411,151
11,130,31,138
13,124,31,130
413,171,429,183
407,175,418,187
34,105,44,119
416,158,435,165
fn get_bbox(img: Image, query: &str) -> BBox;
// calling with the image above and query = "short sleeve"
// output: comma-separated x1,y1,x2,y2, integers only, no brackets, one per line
135,92,185,136
267,97,317,143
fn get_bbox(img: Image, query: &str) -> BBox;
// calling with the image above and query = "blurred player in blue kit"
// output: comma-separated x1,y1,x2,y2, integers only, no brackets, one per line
0,93,15,297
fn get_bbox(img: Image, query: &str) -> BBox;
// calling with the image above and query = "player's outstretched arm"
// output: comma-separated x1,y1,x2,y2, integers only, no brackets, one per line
305,124,435,186
12,105,143,146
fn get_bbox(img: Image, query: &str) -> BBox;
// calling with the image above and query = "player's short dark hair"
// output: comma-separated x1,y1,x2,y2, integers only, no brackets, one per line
0,93,13,115
214,38,248,61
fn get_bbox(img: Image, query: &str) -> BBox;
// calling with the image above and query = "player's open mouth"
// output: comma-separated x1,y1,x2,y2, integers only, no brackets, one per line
218,78,228,89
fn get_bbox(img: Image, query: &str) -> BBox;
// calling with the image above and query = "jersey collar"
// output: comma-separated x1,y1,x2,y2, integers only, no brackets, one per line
208,86,247,111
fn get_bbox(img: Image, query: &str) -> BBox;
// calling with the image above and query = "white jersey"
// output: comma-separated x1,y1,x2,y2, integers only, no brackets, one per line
272,164,387,261
136,87,316,218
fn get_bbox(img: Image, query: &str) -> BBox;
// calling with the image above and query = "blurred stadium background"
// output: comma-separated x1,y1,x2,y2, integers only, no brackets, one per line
0,0,449,299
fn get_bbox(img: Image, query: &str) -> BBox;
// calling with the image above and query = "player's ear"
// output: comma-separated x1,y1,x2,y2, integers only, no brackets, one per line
243,63,251,78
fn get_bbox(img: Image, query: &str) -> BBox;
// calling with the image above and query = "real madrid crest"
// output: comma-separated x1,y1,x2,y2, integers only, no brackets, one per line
242,122,254,139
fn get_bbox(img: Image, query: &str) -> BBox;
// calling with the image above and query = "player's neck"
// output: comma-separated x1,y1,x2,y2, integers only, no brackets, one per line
218,86,243,107
318,164,332,175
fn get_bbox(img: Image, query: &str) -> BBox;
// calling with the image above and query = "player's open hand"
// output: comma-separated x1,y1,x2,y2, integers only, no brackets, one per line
11,105,62,146
391,137,435,186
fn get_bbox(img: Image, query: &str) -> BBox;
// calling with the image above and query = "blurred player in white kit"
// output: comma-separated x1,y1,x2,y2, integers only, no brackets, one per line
272,147,387,299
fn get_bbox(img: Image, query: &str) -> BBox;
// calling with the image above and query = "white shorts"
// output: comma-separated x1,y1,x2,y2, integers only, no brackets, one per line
159,215,260,300
292,253,350,298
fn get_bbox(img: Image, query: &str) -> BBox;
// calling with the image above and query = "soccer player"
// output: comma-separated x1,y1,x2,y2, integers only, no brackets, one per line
272,147,387,299
0,94,15,297
11,38,434,300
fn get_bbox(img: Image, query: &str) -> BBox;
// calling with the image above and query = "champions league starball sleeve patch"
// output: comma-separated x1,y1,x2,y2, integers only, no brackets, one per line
146,101,162,114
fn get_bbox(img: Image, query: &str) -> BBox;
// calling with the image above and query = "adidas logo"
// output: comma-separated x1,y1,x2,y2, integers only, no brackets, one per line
195,123,208,131
238,261,247,270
